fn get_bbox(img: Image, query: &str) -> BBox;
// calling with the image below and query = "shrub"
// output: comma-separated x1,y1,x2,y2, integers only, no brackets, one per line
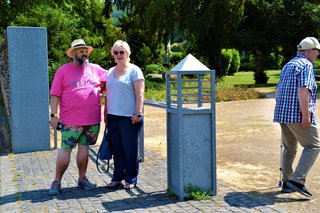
240,53,255,71
220,49,232,76
264,52,284,69
229,49,241,75
169,52,185,67
254,71,269,84
145,64,163,76
221,49,241,75
136,44,153,70
48,62,64,88
145,79,166,91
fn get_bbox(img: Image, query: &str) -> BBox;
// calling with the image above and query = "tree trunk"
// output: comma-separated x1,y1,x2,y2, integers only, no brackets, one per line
254,51,269,84
209,52,223,79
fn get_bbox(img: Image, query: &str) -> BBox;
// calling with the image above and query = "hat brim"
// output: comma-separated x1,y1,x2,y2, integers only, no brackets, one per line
66,45,93,58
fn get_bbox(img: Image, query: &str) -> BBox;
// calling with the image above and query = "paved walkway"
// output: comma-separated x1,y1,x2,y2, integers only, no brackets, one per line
0,145,286,212
0,100,290,213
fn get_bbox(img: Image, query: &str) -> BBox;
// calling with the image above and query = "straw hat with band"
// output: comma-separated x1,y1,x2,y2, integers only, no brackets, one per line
66,39,93,58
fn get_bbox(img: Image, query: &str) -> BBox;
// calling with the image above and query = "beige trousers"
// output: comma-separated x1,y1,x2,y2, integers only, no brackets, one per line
280,123,320,185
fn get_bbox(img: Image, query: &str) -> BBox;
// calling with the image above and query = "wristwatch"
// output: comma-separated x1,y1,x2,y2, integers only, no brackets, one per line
50,113,58,118
134,113,143,118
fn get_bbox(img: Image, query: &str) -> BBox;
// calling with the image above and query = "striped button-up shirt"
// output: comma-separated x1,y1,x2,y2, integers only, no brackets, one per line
273,54,317,124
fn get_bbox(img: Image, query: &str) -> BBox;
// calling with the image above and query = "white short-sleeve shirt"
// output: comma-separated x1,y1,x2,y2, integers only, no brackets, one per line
106,64,144,117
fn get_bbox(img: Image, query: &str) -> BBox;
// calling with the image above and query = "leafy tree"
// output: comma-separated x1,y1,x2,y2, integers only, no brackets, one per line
235,0,320,83
136,44,153,69
175,0,246,78
2,0,320,86
7,0,124,85
275,0,320,62
112,0,246,77
233,0,283,83
0,0,11,39
112,0,180,69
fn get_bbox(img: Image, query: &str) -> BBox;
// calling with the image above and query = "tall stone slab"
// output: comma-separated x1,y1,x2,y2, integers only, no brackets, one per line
7,26,50,153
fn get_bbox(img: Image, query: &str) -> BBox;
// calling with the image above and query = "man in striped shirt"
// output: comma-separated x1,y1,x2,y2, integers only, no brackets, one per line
274,37,320,197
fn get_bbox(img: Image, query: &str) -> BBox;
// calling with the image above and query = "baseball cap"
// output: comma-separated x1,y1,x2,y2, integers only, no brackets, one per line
297,37,320,50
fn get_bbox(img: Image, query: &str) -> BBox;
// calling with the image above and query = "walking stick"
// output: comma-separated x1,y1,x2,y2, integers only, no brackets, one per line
279,138,283,187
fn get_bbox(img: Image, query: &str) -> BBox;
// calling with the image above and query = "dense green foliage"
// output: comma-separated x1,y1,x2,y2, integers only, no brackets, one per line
1,0,320,85
0,0,124,84
144,64,166,76
221,49,241,75
229,49,241,75
221,49,233,76
168,52,186,68
235,0,320,83
264,52,285,70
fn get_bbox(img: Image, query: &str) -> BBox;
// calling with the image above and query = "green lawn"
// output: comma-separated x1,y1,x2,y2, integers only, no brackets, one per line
146,69,320,102
145,70,282,102
223,70,280,93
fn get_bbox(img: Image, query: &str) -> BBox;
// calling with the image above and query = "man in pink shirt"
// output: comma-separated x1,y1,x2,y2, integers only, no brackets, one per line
48,39,107,196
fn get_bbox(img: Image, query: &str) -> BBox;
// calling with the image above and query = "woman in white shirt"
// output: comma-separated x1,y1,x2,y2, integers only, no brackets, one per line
104,40,144,189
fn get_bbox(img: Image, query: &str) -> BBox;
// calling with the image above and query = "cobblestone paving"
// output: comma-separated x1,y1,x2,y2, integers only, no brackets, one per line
0,145,287,213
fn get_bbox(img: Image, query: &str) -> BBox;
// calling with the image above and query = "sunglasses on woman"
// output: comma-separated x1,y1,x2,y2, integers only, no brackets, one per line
113,51,125,55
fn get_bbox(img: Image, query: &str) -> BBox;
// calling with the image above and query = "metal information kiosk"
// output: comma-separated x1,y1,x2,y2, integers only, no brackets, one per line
166,69,216,200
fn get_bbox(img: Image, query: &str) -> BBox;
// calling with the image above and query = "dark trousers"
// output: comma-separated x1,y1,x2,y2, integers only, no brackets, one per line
107,114,143,184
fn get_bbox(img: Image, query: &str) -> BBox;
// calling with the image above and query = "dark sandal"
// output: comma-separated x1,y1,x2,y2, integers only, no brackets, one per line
124,182,136,189
106,181,123,189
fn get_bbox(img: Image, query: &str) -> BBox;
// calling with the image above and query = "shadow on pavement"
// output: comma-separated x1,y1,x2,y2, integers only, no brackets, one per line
0,186,181,212
0,186,109,204
224,189,310,208
101,192,179,212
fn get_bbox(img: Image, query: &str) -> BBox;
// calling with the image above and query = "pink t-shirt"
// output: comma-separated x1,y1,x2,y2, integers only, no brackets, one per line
50,62,107,125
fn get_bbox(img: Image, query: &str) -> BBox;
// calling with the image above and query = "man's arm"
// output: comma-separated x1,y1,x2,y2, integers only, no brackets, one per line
298,87,311,128
50,95,60,130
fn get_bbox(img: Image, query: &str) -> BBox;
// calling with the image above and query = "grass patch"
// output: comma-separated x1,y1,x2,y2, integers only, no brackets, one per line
165,185,212,200
223,70,279,92
223,71,256,85
185,184,211,200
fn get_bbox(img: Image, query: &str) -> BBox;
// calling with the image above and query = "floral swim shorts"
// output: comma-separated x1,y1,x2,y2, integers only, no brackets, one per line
61,124,100,150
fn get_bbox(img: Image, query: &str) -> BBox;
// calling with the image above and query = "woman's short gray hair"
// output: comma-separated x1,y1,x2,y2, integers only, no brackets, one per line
111,40,131,61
